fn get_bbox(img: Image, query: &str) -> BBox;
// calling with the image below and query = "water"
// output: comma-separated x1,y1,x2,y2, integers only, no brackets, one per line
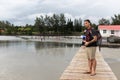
0,36,80,80
101,47,120,63
0,36,120,80
100,47,120,80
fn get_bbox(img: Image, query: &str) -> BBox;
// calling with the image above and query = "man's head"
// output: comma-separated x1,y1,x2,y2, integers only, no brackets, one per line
84,19,91,29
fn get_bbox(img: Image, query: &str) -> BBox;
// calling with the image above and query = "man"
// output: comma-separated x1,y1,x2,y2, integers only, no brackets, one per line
83,19,97,76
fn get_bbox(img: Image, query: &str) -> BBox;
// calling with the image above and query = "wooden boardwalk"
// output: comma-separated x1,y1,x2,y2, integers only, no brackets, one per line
60,47,118,80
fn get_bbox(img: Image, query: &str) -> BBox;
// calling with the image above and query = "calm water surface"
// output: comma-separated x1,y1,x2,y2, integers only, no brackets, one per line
0,36,80,80
0,36,119,80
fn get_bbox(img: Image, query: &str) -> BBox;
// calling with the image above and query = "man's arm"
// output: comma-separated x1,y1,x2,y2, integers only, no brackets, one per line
89,36,97,44
84,36,97,46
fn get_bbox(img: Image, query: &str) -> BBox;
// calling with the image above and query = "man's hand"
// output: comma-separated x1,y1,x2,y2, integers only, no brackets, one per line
84,41,90,46
84,36,97,46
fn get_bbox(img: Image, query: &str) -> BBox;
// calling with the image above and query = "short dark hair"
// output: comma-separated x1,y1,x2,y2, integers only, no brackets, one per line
84,19,91,23
84,19,92,25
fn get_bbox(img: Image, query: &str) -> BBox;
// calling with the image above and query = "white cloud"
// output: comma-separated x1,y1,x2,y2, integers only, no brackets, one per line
0,0,120,25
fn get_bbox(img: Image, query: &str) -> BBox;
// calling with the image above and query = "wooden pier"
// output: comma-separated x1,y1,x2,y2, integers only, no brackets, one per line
60,47,118,80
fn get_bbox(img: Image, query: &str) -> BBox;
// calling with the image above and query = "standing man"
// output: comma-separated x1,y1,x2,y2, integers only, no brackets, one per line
83,19,97,76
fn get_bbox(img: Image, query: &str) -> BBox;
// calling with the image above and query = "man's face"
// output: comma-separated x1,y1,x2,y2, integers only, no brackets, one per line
84,21,90,28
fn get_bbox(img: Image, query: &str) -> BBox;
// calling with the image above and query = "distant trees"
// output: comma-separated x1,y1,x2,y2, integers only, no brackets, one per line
34,16,45,34
0,13,83,35
0,21,14,35
111,14,120,25
0,21,34,35
74,18,82,32
34,13,82,35
92,23,98,30
98,14,120,25
1,13,120,35
66,19,73,34
98,18,110,25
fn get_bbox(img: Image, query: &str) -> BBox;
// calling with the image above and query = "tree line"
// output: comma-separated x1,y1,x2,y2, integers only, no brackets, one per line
0,13,120,36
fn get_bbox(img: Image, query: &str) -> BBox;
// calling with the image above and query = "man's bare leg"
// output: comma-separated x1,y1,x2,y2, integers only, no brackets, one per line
91,59,97,76
84,59,92,74
88,59,92,73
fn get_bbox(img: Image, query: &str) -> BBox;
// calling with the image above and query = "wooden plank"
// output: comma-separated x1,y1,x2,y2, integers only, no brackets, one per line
60,47,118,80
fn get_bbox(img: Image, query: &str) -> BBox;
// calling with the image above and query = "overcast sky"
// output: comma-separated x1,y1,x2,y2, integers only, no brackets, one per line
0,0,120,26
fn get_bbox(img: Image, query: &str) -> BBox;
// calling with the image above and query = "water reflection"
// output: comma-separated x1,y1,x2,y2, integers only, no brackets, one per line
0,40,80,80
34,42,81,49
0,41,81,57
0,41,81,50
0,41,34,49
1,37,120,80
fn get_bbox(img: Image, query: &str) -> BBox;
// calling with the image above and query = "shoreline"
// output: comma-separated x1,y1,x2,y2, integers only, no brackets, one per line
0,36,120,48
